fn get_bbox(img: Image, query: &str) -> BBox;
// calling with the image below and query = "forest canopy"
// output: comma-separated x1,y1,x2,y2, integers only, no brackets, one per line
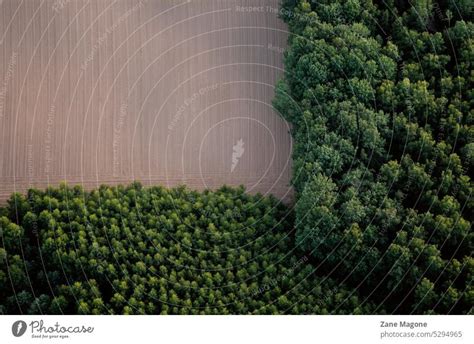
274,0,473,314
1,0,472,315
0,183,373,314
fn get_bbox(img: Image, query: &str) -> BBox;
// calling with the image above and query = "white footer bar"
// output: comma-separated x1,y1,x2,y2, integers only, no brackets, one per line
0,315,471,344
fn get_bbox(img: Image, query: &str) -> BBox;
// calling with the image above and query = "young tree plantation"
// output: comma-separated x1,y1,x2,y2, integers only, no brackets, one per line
0,184,373,314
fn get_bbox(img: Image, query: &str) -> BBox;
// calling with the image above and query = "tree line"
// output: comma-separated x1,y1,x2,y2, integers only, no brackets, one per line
274,0,472,313
1,0,472,315
0,183,374,314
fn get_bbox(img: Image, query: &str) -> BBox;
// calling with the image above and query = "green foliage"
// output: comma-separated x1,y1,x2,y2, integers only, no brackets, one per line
275,0,473,313
0,184,374,314
1,0,471,316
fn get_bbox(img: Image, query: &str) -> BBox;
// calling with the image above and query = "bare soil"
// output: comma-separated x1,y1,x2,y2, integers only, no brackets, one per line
0,0,292,204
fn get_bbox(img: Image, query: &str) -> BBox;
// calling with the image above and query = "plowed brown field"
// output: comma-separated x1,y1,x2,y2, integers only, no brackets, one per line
0,0,292,203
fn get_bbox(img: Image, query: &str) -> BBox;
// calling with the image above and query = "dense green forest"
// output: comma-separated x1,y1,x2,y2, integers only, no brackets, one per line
274,0,472,313
0,183,374,314
0,0,472,315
